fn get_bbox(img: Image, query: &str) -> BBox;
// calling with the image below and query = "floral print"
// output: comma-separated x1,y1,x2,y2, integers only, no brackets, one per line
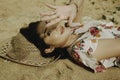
117,27,120,31
89,27,100,36
112,32,120,39
95,65,106,73
76,40,85,50
87,47,93,55
67,20,120,73
71,51,80,60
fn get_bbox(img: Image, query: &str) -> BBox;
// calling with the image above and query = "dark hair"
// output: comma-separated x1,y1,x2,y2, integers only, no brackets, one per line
20,21,68,59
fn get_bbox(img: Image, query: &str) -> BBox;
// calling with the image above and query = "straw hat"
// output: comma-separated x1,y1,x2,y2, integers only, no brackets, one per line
0,21,61,67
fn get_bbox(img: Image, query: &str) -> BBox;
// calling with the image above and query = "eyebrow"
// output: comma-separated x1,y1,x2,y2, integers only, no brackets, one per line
42,28,47,38
44,28,47,34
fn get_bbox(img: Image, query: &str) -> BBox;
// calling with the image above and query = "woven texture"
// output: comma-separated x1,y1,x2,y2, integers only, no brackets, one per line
0,32,60,66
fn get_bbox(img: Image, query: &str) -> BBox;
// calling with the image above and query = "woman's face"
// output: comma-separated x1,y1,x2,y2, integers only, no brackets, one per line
44,24,72,47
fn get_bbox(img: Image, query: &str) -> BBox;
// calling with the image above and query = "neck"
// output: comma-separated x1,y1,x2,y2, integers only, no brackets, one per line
62,34,78,47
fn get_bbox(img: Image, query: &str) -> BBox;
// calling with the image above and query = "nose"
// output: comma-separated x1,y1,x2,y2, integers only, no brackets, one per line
57,24,64,29
56,24,60,29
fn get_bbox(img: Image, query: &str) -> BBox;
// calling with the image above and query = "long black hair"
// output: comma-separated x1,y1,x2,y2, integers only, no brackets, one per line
20,21,69,59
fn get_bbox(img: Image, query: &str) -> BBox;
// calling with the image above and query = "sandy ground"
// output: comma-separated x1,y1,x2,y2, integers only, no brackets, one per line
0,0,120,80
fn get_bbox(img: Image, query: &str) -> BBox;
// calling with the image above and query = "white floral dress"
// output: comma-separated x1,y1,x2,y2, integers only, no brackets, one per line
67,20,120,73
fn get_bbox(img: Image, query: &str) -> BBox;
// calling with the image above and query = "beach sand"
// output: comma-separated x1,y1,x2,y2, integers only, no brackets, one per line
0,0,120,80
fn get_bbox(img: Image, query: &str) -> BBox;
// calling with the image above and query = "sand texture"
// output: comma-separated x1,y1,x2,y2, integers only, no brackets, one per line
0,0,120,80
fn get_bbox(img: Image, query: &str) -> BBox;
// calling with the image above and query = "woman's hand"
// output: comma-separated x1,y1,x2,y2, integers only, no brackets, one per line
40,3,77,27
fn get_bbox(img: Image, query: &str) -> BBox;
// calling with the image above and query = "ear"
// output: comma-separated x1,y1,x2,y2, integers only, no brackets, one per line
44,46,55,54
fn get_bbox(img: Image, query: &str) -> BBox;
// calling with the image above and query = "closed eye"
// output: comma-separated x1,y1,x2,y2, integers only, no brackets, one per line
47,31,51,36
44,28,51,36
44,27,55,37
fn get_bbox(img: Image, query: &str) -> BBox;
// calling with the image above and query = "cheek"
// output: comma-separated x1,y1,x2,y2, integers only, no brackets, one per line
53,34,59,39
44,37,51,45
62,32,71,39
44,31,70,47
55,34,69,44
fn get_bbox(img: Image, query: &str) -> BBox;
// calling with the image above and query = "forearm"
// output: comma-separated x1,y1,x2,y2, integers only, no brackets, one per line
70,0,84,22
70,0,84,12
93,39,120,61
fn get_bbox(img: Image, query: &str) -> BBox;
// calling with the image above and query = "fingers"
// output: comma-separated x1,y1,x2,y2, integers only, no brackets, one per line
68,15,75,26
40,11,56,17
45,3,57,9
70,23,82,27
41,15,58,21
46,18,63,27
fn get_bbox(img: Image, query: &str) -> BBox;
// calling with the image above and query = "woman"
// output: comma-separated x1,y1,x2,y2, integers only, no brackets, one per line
40,20,120,72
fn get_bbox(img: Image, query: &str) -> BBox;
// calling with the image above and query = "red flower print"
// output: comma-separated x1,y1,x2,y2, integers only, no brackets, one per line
105,26,113,29
87,47,93,55
95,65,106,73
100,24,106,27
100,24,113,29
76,42,81,48
75,41,84,50
112,32,120,39
71,51,80,60
117,27,120,31
114,34,120,39
89,27,100,36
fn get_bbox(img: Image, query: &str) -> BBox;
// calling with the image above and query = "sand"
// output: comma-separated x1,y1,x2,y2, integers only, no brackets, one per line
0,0,120,80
